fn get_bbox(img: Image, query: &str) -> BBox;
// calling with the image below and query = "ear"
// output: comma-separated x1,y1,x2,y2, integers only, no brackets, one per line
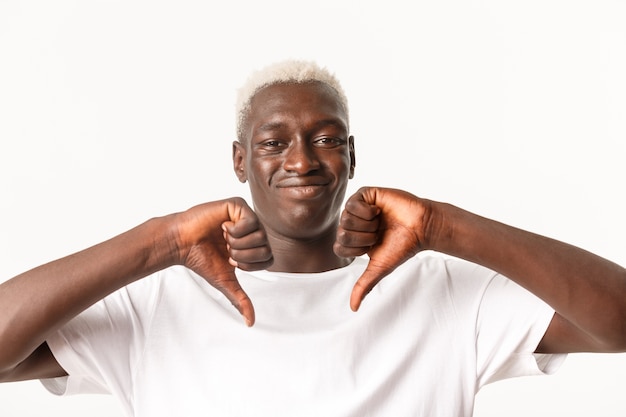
232,141,247,183
348,135,356,179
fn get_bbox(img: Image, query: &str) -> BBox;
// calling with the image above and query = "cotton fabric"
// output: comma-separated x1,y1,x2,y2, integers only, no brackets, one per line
43,255,564,416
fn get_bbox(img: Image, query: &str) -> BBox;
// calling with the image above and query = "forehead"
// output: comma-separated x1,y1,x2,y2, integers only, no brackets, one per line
245,82,348,136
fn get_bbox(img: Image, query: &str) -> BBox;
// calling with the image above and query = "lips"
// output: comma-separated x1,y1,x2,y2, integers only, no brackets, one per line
275,177,330,198
275,176,330,188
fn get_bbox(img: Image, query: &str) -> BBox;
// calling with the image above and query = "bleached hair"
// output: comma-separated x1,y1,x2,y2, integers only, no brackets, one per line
235,59,349,141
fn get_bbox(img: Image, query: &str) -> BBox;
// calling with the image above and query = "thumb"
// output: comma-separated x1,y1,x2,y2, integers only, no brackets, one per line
349,258,396,311
212,271,256,326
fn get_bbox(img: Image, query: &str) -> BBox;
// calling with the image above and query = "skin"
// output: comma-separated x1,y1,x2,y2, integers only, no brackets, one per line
233,82,355,272
334,187,626,353
1,81,625,388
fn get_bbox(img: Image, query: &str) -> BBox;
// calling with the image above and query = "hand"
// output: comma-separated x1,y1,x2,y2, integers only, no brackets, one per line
334,187,432,311
173,197,273,326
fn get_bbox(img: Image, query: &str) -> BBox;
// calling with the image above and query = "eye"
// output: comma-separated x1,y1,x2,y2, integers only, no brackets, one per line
262,140,281,148
255,138,287,154
314,136,345,148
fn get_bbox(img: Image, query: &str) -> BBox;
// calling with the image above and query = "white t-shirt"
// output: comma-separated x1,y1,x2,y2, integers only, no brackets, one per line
43,255,564,417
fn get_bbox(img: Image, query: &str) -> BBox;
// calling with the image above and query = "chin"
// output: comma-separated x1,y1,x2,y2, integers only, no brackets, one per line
272,210,338,239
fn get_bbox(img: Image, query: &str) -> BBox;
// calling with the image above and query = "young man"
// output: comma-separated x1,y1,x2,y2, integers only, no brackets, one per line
1,60,625,416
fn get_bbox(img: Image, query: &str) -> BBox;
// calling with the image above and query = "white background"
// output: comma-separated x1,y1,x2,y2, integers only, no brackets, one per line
1,0,624,416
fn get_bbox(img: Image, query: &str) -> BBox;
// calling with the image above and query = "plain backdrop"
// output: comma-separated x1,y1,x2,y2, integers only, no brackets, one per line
1,1,625,416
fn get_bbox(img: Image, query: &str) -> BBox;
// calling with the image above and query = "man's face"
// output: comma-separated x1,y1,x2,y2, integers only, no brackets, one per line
233,81,355,241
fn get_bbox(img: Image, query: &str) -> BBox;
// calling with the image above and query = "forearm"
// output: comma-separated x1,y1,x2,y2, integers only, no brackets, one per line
0,215,177,372
430,202,626,350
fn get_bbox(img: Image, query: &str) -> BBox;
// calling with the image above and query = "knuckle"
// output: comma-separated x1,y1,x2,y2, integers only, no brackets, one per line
335,228,348,243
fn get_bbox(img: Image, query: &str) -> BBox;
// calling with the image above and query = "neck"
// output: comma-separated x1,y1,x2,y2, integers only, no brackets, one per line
266,232,353,273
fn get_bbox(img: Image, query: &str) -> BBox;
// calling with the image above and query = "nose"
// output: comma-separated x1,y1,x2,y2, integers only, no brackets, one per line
283,140,320,174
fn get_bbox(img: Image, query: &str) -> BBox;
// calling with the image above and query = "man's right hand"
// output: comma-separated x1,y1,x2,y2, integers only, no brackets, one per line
172,197,273,326
0,197,272,382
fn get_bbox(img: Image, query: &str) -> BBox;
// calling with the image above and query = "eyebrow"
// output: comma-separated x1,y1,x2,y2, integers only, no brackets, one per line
257,121,288,132
256,118,348,133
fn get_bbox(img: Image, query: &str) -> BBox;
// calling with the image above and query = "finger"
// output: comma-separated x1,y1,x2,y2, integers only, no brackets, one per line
222,223,273,269
223,214,261,239
223,224,268,251
344,192,381,220
235,258,274,272
334,232,377,258
228,245,273,265
335,227,378,249
349,259,395,311
339,210,380,233
333,242,368,258
211,272,256,327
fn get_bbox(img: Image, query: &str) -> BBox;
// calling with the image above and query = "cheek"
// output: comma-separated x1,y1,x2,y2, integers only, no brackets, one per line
246,159,278,203
247,157,275,180
330,154,353,177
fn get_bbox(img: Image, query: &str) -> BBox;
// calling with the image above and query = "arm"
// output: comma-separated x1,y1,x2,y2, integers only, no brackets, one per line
0,197,272,382
334,187,626,353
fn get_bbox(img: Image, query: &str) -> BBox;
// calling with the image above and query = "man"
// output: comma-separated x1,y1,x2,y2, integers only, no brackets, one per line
0,60,625,416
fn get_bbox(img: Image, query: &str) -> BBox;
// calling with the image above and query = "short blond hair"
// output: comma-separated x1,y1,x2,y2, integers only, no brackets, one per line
235,59,349,141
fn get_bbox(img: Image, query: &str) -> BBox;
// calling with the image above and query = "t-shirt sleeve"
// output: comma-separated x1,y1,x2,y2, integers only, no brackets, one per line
473,270,566,388
41,272,162,399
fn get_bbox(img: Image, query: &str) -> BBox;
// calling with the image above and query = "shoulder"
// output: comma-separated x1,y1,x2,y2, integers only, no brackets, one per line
363,253,497,304
391,253,497,285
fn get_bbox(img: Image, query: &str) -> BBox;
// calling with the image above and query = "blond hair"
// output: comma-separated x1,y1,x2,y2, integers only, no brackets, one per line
235,59,349,140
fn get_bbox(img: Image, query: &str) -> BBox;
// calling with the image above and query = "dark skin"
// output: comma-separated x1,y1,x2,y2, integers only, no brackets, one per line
1,82,625,386
232,81,355,272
